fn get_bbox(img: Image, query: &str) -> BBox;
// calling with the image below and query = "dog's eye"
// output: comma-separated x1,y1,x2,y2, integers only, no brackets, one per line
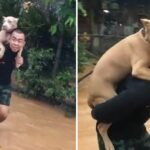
8,20,11,23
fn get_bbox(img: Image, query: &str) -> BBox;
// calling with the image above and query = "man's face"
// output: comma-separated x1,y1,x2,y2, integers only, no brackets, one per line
9,32,25,52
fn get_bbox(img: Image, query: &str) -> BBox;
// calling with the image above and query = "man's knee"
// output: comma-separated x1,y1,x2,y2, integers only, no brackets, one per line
0,111,8,122
0,105,9,122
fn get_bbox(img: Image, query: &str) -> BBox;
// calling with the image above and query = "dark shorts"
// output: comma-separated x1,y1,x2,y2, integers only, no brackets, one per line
96,126,150,150
0,84,11,106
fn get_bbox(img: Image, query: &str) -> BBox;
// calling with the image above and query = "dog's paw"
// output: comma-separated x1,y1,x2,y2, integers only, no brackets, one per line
103,134,115,150
0,49,4,58
105,143,115,150
0,53,4,58
0,43,5,58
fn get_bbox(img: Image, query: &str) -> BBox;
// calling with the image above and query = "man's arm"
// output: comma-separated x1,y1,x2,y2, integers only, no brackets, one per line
92,83,150,123
15,55,24,68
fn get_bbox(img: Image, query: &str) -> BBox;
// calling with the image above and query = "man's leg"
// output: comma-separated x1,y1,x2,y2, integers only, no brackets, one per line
0,104,9,122
0,85,11,122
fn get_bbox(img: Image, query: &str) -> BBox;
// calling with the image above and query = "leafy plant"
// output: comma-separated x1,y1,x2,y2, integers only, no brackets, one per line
14,48,75,107
78,41,88,72
78,1,87,16
0,0,76,114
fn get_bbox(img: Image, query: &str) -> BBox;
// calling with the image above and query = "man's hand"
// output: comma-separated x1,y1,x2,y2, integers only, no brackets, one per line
15,56,24,68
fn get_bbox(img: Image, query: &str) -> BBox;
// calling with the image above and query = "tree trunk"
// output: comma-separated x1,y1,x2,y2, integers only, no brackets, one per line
52,35,64,76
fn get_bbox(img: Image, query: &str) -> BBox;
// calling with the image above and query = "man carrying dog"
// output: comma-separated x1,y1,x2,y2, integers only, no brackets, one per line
92,75,150,149
0,29,25,122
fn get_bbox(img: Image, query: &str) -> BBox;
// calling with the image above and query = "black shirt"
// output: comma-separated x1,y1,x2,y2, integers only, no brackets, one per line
0,45,17,85
93,76,150,139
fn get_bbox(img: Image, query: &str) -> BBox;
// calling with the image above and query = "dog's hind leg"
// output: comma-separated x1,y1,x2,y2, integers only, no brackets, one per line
97,123,114,150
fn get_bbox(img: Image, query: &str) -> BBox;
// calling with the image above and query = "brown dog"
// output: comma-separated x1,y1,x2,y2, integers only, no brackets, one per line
88,19,150,150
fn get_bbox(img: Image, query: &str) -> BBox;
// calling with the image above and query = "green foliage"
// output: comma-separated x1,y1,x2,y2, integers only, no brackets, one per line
44,71,75,105
14,47,75,107
50,24,58,35
0,0,22,17
19,7,50,48
78,1,87,16
78,42,88,72
49,0,75,36
25,48,54,76
0,0,75,112
14,48,54,95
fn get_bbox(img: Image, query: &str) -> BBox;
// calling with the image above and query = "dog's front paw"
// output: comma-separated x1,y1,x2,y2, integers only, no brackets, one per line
0,44,5,58
104,138,115,150
0,52,4,58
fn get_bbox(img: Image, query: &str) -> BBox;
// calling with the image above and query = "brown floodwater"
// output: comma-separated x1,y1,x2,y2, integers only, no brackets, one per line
0,92,75,150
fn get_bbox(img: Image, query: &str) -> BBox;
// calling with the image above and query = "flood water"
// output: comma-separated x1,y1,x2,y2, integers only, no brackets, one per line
0,92,75,150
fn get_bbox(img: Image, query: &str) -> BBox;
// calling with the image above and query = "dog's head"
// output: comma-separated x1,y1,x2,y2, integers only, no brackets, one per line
141,18,150,43
1,16,18,32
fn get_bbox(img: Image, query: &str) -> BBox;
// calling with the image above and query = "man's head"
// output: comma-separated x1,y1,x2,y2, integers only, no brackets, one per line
9,29,26,53
1,16,18,32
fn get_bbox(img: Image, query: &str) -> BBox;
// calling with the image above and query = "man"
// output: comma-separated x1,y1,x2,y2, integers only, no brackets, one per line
92,76,150,149
0,29,25,122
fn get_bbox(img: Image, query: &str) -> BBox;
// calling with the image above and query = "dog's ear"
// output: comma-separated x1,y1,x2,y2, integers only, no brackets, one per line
140,18,150,26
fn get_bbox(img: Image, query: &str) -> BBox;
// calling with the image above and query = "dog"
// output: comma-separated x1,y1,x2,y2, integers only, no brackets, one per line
88,18,150,150
0,16,23,68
